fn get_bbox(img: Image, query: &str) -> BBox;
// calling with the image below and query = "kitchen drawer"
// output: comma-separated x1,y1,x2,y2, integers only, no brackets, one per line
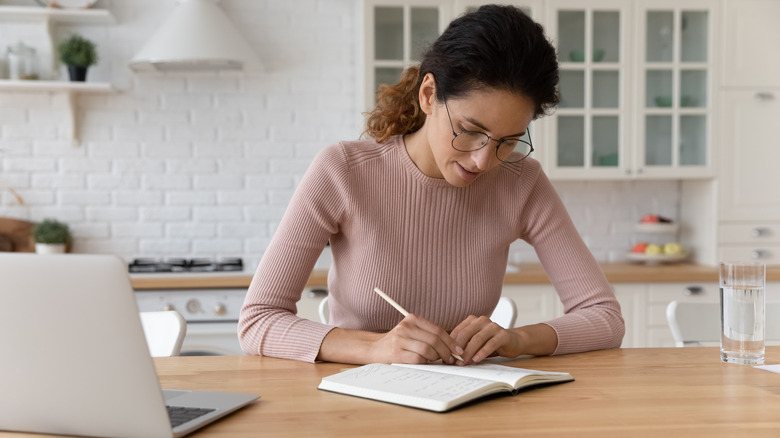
719,245,780,265
719,223,780,244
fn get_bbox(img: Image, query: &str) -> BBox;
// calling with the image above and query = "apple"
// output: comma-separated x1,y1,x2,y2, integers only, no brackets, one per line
645,244,663,255
640,214,660,223
632,242,649,253
664,242,684,255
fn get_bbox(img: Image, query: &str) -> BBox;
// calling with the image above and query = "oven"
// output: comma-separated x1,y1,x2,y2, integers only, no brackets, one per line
129,258,327,356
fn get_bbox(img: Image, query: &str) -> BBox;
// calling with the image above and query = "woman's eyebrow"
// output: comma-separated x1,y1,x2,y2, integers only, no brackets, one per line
462,115,526,138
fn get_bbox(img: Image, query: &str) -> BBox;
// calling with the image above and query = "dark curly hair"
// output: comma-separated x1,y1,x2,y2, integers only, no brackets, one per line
365,4,560,142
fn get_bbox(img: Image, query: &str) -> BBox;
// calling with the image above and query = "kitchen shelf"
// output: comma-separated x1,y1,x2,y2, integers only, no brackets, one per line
0,79,112,93
0,5,114,24
0,79,116,146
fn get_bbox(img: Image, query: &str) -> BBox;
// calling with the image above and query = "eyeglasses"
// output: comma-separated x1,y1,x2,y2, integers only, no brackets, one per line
443,99,534,164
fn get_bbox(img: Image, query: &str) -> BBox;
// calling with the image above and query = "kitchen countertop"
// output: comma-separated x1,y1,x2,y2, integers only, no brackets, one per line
130,262,780,290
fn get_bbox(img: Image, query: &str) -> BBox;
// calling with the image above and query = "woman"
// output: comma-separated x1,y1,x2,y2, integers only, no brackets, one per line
239,5,624,365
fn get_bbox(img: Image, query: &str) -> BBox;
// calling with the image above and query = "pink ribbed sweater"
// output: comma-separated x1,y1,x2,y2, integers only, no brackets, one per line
238,135,624,363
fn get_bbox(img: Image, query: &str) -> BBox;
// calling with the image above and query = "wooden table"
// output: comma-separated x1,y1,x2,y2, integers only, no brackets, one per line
7,347,780,437
150,347,780,437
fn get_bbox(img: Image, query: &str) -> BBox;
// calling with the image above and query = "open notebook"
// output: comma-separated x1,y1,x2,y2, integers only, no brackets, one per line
319,362,573,412
0,253,258,438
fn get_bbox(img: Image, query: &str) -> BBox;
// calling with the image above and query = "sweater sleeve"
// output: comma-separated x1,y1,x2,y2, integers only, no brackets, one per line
238,143,350,363
518,169,625,354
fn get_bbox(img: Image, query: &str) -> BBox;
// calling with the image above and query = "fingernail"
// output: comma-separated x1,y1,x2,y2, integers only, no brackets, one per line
472,355,481,363
456,346,464,355
456,360,465,366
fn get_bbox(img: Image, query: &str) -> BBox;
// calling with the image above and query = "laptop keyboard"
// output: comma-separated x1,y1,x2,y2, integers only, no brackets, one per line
167,406,216,428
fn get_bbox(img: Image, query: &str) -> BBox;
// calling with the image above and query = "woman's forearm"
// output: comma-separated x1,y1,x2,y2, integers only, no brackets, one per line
316,327,383,364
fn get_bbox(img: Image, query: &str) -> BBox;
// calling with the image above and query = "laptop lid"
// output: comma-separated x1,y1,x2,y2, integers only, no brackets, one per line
0,253,257,438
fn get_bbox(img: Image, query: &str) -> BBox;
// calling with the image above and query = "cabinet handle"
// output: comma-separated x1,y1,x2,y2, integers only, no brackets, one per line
751,250,769,259
752,227,769,238
307,288,328,298
756,92,775,101
684,286,703,296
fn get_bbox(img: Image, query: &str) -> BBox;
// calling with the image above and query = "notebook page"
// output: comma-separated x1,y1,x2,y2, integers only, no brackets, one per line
393,363,568,387
321,363,498,403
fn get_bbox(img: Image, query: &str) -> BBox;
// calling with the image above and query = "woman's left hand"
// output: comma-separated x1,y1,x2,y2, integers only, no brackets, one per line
449,315,520,364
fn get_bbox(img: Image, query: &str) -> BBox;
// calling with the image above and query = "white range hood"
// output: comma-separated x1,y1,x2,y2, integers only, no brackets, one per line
130,0,262,72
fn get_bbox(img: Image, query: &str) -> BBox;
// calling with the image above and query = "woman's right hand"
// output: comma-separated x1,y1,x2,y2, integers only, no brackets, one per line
369,314,463,365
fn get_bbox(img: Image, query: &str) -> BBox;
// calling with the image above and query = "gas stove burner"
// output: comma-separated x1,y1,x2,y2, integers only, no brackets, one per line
128,258,244,273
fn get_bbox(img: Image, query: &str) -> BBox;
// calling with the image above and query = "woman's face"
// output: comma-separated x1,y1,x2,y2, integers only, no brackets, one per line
417,76,536,187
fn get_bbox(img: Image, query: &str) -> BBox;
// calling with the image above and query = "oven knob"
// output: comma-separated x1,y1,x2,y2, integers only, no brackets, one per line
186,299,202,314
163,303,175,312
214,303,227,316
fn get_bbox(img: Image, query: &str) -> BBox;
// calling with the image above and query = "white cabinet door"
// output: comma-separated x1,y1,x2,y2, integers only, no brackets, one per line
722,0,780,88
719,90,780,221
545,0,631,180
362,0,451,111
612,284,645,348
644,282,718,347
633,0,716,179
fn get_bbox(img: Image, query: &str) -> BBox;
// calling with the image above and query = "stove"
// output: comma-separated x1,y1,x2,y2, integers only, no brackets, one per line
130,257,248,356
128,257,244,273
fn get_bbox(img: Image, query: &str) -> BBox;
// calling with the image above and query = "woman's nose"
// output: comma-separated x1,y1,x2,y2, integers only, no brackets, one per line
471,144,495,171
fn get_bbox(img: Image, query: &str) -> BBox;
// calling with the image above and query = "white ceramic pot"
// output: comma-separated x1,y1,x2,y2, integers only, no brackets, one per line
35,243,66,254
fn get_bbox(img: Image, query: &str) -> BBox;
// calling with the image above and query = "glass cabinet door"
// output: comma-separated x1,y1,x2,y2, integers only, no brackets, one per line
638,2,713,177
364,1,449,110
547,1,629,179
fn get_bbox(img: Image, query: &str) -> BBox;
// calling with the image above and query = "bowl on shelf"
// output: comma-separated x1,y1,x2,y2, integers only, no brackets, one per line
569,49,605,62
654,95,696,108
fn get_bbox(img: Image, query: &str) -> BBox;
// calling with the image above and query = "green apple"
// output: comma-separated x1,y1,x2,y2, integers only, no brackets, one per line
664,242,684,255
645,244,663,255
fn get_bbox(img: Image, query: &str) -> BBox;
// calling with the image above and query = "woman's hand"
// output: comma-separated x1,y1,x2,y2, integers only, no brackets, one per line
449,315,519,364
369,314,463,365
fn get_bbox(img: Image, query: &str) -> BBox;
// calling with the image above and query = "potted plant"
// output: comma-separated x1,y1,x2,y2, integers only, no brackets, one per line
32,218,71,254
57,33,98,82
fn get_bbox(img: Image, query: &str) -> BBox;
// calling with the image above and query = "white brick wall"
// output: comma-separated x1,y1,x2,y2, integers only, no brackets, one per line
0,0,680,270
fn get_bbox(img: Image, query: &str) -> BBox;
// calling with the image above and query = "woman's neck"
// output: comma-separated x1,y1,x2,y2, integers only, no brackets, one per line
403,127,442,179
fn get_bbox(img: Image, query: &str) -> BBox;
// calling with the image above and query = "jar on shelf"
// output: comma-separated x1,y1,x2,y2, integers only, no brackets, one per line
6,43,39,81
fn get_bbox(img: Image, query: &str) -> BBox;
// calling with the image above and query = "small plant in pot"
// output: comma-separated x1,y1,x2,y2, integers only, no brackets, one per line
57,33,98,82
32,218,71,254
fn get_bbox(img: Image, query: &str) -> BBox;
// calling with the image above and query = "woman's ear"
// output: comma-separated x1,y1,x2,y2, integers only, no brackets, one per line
418,73,437,115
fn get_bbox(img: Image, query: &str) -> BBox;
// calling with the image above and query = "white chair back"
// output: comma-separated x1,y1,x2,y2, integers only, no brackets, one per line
139,310,187,357
318,296,517,329
666,301,780,347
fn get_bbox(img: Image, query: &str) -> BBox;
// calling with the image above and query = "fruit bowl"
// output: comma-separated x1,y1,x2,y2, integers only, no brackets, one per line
635,223,679,234
626,252,688,265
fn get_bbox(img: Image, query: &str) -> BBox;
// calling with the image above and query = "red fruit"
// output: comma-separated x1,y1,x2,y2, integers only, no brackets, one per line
640,214,660,223
632,242,649,253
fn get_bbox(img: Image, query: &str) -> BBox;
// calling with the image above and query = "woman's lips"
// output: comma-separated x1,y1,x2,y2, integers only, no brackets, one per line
456,162,479,183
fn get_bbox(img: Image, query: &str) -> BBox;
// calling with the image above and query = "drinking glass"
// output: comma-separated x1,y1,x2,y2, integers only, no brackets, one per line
720,262,766,364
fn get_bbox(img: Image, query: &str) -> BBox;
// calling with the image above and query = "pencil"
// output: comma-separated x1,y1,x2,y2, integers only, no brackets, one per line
373,287,464,362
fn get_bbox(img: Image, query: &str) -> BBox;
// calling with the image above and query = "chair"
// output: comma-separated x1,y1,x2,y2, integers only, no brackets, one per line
666,301,780,347
139,310,187,357
318,296,518,329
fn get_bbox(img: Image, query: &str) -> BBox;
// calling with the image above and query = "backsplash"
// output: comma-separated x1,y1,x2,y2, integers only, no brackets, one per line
0,0,680,270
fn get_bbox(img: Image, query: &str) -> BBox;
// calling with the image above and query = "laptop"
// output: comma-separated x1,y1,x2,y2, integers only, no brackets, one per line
0,253,258,438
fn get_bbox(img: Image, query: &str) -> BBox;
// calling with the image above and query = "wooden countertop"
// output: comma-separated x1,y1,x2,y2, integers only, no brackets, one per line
130,263,780,290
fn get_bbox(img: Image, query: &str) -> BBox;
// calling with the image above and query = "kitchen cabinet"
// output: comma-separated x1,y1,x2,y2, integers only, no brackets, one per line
721,0,780,88
0,5,115,146
361,0,539,111
361,0,717,180
717,0,780,265
362,0,451,111
544,0,717,180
